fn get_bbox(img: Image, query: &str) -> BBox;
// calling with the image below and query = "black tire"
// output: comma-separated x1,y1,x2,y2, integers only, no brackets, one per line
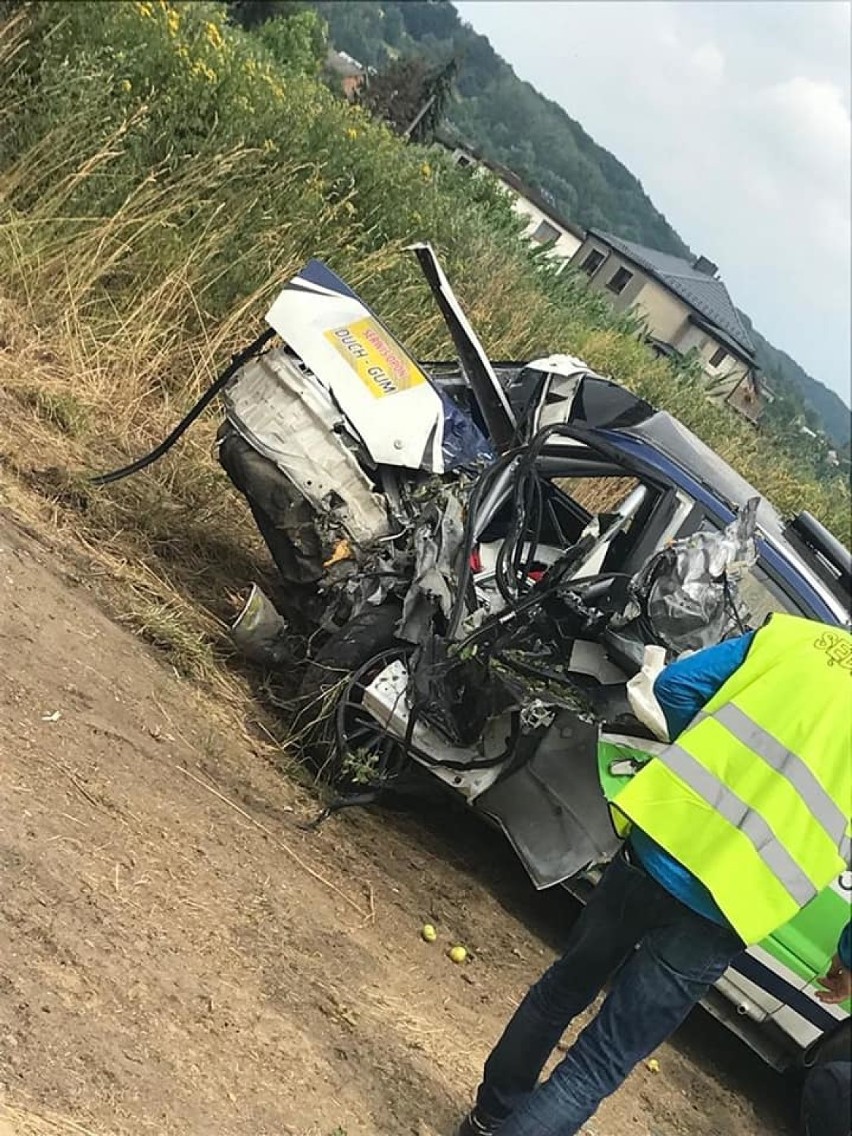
801,1018,852,1071
295,604,405,785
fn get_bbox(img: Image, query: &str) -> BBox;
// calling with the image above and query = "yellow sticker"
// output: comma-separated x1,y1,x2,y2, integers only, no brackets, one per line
324,317,426,399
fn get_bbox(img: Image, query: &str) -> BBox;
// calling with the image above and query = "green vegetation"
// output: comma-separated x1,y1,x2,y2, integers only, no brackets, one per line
0,0,846,686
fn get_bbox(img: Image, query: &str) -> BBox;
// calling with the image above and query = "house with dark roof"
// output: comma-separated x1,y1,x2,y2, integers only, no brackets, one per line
484,159,586,264
437,136,585,266
326,48,367,100
571,230,766,424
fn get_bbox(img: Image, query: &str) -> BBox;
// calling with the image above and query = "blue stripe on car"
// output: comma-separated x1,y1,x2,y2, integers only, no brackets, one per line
730,954,839,1032
298,259,360,300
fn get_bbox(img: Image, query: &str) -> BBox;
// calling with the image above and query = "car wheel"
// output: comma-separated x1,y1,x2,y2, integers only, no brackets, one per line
295,605,409,788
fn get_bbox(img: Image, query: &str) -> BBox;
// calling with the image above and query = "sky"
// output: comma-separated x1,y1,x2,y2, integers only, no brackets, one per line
454,0,852,407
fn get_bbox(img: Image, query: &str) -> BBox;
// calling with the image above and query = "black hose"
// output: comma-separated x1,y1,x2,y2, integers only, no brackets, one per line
446,449,520,640
90,327,277,487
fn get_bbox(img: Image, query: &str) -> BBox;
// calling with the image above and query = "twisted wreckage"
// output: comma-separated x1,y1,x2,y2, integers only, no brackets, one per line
95,245,850,1068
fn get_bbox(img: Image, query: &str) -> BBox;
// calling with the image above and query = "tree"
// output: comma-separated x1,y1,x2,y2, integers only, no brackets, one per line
359,54,456,143
404,56,457,142
253,9,327,75
228,0,305,30
383,6,404,48
359,56,429,133
397,0,458,42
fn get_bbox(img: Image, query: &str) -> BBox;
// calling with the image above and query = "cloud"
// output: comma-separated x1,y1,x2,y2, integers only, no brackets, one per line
757,77,851,179
690,42,726,84
454,0,851,404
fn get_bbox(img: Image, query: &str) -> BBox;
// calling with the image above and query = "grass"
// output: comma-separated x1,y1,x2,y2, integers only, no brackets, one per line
0,0,847,699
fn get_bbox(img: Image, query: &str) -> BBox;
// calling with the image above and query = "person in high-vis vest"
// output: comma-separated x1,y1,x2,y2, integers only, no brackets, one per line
458,614,852,1136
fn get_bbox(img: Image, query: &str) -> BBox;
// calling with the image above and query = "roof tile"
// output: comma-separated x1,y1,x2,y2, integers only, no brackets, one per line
591,230,755,357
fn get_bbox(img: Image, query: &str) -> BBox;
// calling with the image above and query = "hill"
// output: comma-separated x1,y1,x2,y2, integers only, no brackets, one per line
307,0,850,443
744,319,851,448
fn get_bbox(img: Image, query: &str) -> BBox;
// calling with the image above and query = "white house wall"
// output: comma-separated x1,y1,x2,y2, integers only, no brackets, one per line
632,279,691,342
509,195,584,262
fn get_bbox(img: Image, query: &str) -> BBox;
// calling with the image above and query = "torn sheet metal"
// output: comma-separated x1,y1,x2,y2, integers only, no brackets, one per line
474,712,623,889
409,243,516,452
224,348,390,547
615,497,760,654
399,487,466,643
265,260,448,472
362,658,511,800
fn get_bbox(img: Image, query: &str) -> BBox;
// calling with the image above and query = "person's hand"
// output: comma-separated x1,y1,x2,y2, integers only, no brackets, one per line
815,954,852,1004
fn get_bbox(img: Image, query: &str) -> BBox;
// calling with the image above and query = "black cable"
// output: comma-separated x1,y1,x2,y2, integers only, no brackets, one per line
90,327,277,487
723,573,748,635
519,467,544,587
334,646,516,773
457,531,598,659
446,449,520,640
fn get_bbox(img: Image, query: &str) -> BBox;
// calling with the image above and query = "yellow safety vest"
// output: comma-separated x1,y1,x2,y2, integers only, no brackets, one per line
613,614,852,945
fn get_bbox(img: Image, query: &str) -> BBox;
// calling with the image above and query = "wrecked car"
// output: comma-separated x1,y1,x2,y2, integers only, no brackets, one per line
95,244,851,1071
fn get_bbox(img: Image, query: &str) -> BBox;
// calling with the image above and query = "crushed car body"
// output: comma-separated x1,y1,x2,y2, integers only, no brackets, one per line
94,244,851,1071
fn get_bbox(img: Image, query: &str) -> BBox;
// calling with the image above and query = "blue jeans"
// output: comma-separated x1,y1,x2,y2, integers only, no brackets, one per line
475,846,744,1136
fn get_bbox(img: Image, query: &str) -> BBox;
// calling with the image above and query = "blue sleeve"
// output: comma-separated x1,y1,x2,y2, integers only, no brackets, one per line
840,924,852,970
653,630,756,740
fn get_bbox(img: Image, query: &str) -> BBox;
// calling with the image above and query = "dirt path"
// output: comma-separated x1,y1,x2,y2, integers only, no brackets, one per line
0,512,796,1136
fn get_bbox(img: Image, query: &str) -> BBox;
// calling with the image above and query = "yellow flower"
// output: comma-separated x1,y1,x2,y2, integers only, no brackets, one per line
136,1,153,17
166,9,180,34
346,127,358,140
421,162,432,179
262,138,278,153
120,79,132,93
205,21,224,50
190,60,217,83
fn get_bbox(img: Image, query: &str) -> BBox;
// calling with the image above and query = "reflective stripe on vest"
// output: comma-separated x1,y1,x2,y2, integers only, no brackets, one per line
613,614,852,945
689,703,850,854
659,743,818,908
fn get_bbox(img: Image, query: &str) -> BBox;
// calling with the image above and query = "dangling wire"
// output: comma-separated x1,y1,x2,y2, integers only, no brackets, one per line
90,327,276,487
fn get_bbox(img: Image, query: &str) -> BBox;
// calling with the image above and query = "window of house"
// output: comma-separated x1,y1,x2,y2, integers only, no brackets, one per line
580,248,606,275
606,266,634,295
709,346,728,368
531,218,561,244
